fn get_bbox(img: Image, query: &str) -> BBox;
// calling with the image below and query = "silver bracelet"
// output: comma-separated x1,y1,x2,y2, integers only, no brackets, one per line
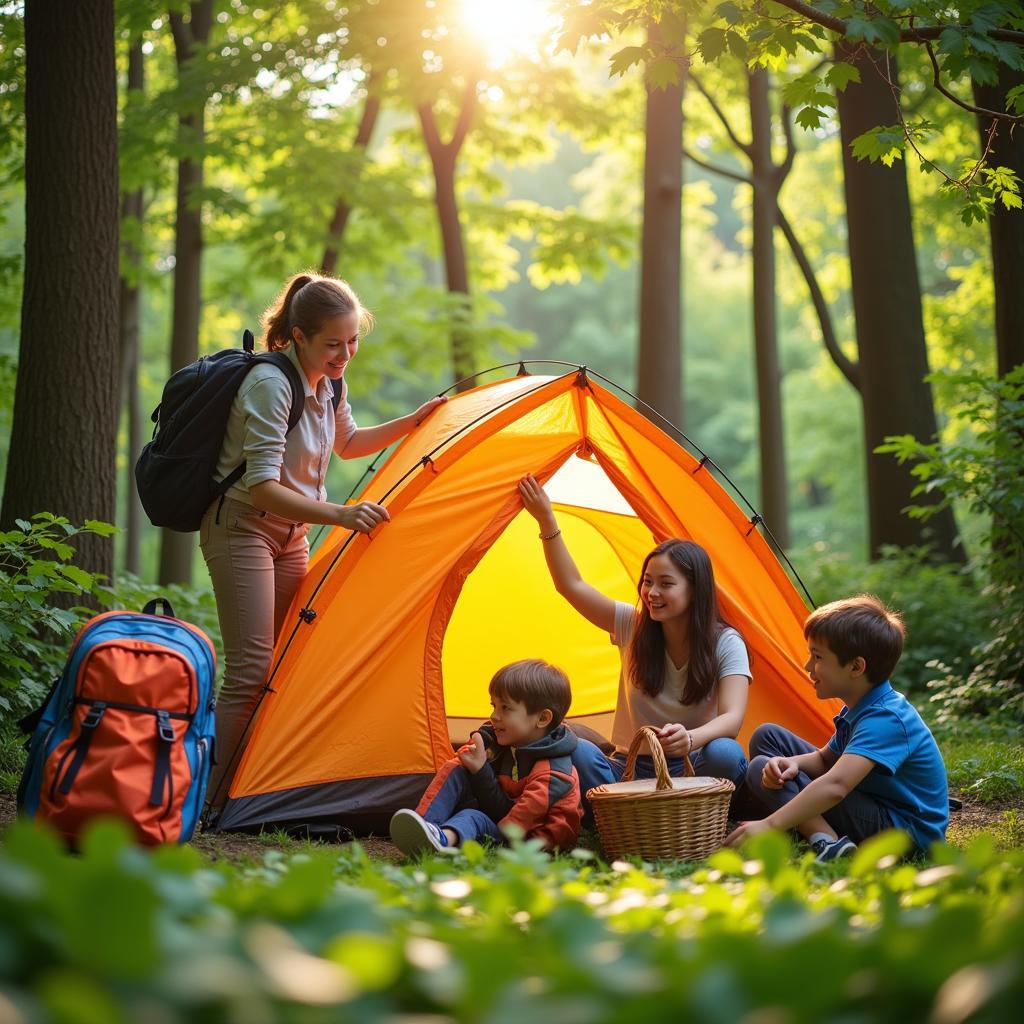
539,528,562,541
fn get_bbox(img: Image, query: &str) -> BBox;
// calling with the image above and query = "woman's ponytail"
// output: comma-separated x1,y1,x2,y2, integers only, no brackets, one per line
261,273,314,351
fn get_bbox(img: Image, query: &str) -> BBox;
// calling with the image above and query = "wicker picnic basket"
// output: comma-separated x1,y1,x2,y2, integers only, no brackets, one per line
587,726,734,861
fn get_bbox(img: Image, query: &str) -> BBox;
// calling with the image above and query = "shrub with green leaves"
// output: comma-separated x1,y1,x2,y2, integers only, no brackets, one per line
880,366,1024,725
0,513,115,721
0,821,1022,1022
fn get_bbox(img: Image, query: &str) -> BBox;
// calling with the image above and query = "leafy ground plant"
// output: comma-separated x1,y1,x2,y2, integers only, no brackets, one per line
1,819,1022,1023
0,513,115,721
942,733,1024,805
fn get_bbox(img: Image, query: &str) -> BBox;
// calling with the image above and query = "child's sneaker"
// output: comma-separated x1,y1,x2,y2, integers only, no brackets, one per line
811,835,857,863
389,809,456,856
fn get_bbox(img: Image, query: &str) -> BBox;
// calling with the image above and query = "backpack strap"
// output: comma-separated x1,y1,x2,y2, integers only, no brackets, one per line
53,702,107,798
150,710,176,808
142,597,177,619
258,351,307,434
212,343,307,498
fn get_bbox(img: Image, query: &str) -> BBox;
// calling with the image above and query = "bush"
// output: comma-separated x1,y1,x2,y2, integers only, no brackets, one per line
0,513,114,722
880,366,1024,725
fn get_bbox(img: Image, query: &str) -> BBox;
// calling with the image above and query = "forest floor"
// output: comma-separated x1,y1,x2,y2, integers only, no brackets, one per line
1,788,1019,865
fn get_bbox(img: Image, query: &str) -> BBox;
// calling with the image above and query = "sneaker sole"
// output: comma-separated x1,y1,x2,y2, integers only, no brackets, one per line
389,809,451,856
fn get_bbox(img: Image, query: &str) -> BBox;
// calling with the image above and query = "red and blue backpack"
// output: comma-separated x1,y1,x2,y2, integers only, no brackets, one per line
17,599,216,846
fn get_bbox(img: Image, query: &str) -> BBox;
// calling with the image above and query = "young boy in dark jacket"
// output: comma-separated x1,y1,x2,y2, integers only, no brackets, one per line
390,659,582,855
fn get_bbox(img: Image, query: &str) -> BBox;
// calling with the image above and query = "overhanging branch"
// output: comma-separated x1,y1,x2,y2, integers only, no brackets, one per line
768,0,1024,45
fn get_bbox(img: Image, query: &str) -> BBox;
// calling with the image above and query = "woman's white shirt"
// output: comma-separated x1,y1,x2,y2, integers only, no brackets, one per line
609,600,751,755
214,343,357,512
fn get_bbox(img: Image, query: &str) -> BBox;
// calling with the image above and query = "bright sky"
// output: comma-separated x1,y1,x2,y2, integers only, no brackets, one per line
457,0,560,65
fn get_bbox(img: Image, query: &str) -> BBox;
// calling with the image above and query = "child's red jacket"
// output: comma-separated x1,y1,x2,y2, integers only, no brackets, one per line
467,723,582,851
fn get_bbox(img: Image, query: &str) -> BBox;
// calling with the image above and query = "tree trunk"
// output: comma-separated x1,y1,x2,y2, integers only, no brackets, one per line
159,1,213,586
748,68,789,548
835,43,961,560
321,91,380,275
418,90,477,390
120,39,145,577
972,67,1024,377
432,158,474,386
637,22,684,429
1,0,119,583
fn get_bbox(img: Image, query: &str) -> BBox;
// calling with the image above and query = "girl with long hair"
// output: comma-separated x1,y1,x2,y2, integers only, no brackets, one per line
518,474,751,793
202,272,445,810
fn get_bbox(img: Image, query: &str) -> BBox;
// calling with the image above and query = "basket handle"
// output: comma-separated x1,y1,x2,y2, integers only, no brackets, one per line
622,726,695,790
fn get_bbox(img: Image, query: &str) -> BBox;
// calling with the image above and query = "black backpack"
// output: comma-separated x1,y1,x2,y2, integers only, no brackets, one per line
135,330,342,532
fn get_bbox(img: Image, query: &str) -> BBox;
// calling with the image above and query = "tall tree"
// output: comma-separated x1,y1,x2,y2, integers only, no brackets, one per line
972,62,1024,377
835,43,960,559
747,67,792,548
120,38,146,576
418,78,479,389
159,0,214,585
1,1,120,581
637,17,684,429
685,67,797,545
320,83,381,276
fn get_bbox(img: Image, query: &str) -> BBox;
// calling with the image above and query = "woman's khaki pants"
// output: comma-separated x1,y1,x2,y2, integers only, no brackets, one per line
200,496,309,808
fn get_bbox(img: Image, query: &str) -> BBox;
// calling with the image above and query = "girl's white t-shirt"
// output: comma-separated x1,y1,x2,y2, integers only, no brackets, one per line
609,600,752,755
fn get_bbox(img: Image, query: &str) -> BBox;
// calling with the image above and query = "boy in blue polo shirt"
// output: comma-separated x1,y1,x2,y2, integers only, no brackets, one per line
725,594,948,861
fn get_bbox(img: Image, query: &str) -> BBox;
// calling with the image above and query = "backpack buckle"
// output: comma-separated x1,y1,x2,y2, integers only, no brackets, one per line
82,702,107,730
156,710,176,744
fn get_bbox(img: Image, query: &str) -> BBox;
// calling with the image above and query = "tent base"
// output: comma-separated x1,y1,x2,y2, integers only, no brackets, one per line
215,772,434,837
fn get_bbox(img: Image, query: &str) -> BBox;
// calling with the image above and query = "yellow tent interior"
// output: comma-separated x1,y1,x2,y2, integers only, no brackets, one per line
217,370,840,833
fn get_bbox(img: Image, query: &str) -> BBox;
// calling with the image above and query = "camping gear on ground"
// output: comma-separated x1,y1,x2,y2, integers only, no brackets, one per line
135,329,342,533
17,599,216,846
587,726,734,861
215,367,841,835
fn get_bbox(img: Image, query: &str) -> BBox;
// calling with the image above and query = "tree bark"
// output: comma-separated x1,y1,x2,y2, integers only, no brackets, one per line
972,66,1024,377
637,22,684,429
418,84,477,390
835,43,961,560
748,68,789,547
159,1,213,585
1,0,120,583
120,39,145,577
321,90,381,276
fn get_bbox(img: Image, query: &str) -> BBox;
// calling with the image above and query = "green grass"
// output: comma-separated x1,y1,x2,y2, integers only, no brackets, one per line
940,732,1024,804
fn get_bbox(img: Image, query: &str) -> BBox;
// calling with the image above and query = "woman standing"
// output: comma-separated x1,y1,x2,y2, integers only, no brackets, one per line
202,273,445,808
518,474,751,798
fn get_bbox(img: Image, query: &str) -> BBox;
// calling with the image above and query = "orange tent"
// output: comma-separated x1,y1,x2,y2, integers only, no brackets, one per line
218,370,840,833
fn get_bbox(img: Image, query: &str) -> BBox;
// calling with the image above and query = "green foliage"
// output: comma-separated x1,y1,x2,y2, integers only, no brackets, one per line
944,736,1024,804
0,820,1022,1021
583,1,1024,220
953,161,1024,226
0,514,115,721
879,367,1024,724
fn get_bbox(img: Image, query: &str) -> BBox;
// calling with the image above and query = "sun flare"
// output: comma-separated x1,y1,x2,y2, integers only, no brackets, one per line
458,0,559,65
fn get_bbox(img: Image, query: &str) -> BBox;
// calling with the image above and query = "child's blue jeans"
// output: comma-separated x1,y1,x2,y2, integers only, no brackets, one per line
415,758,504,845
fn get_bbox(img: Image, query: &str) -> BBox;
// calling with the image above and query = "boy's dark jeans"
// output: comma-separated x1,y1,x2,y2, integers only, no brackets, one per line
744,723,893,843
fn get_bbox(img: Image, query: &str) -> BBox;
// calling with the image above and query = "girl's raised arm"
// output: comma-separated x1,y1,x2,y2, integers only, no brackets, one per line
518,474,616,634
